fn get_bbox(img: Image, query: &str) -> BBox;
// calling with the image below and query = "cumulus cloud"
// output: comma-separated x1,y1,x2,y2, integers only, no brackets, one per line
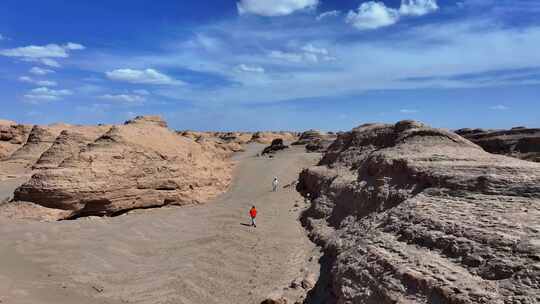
346,1,400,30
236,64,265,73
24,87,72,102
106,68,185,85
29,67,55,75
237,0,318,16
0,42,85,67
399,0,439,16
18,76,57,87
316,10,340,21
346,0,439,30
0,43,84,58
100,94,145,104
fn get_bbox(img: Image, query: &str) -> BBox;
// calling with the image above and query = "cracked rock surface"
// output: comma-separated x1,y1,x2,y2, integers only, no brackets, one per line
298,120,540,304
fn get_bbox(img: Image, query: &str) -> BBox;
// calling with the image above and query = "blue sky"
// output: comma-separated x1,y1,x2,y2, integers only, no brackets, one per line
0,0,539,131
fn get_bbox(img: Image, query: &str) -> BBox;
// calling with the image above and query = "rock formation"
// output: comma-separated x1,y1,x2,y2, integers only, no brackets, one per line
33,126,111,169
13,116,234,219
179,131,250,153
456,127,540,162
292,130,336,153
0,120,32,160
249,131,298,144
7,124,67,166
262,138,289,155
298,120,540,304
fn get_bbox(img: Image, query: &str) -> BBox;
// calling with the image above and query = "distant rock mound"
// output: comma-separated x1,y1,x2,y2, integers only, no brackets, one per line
33,126,110,169
292,129,336,153
298,120,540,304
249,131,298,144
456,127,540,162
262,138,289,155
125,115,168,128
13,116,233,219
216,132,253,144
0,122,32,160
7,125,69,166
179,131,247,153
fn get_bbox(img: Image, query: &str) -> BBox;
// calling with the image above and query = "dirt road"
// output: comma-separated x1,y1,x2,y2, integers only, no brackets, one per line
0,145,321,304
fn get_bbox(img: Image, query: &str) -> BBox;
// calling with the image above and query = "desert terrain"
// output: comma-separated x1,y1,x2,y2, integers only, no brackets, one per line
1,117,539,304
0,140,321,304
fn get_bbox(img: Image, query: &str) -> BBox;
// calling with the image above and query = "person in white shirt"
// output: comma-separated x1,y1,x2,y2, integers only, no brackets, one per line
272,177,279,192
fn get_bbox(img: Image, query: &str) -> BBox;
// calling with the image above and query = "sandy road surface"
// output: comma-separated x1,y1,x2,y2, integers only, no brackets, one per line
0,145,321,304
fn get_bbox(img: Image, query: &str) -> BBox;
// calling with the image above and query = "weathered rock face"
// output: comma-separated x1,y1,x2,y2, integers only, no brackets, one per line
14,116,233,218
292,130,336,153
7,125,67,166
298,120,540,304
0,121,32,160
217,132,253,144
262,138,289,155
456,127,540,162
179,131,249,153
33,126,111,169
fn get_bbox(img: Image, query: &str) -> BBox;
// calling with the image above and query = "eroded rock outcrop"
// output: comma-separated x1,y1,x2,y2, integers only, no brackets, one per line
179,131,250,153
13,116,233,219
249,131,298,144
262,138,289,155
292,130,336,153
7,124,67,166
456,127,540,162
33,126,111,169
0,121,32,160
298,120,540,304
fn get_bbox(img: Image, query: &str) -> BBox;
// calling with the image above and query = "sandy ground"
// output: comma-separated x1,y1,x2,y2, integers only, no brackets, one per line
0,177,28,202
0,144,321,304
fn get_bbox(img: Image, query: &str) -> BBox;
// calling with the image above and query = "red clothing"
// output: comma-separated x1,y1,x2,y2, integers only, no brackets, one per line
249,208,257,218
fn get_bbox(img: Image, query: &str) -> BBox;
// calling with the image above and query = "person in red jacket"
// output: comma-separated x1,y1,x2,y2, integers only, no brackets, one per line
249,206,257,228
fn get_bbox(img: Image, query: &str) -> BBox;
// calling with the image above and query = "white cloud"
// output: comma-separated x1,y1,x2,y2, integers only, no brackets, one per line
106,68,185,85
236,64,265,73
0,43,84,67
237,0,319,16
269,44,334,64
346,0,439,30
490,105,509,110
400,109,419,113
0,43,81,58
269,50,304,63
346,1,400,30
18,76,57,87
64,42,86,50
316,10,340,21
301,44,328,55
399,0,439,16
184,34,221,51
24,87,72,102
29,67,55,75
133,89,151,95
40,58,61,67
100,94,145,104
